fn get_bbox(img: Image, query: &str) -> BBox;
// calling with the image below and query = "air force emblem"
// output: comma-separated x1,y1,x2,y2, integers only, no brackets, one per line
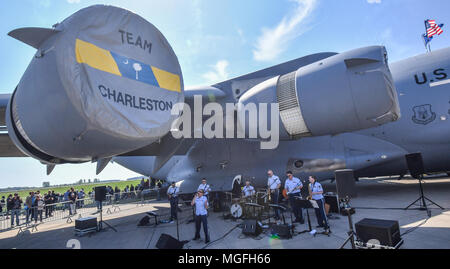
412,104,436,125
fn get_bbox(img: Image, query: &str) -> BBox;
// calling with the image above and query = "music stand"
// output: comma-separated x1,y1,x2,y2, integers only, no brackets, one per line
293,198,313,235
268,204,287,225
293,198,330,237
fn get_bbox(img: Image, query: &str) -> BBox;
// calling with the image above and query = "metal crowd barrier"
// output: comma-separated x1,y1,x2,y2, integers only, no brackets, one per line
0,188,164,233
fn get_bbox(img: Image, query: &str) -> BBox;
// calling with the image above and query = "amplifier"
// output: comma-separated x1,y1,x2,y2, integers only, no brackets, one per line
324,193,339,214
271,224,292,239
355,218,402,247
242,219,262,236
75,217,97,230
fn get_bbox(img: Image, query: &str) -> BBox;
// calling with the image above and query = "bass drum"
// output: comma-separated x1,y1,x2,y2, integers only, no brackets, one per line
230,203,243,219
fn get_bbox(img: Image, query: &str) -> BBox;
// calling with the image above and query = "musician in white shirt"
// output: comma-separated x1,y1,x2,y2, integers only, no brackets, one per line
191,189,210,243
197,178,211,200
167,182,179,223
284,171,304,224
242,180,256,197
267,170,281,220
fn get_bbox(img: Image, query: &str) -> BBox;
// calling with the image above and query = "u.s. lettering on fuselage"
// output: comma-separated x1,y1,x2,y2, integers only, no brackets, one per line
414,67,448,85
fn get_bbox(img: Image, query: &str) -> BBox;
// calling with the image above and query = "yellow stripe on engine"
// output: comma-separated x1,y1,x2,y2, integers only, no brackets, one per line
75,39,122,76
151,66,181,93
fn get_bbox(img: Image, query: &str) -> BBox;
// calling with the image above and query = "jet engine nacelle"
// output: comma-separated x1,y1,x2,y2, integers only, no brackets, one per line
6,5,184,164
237,46,400,140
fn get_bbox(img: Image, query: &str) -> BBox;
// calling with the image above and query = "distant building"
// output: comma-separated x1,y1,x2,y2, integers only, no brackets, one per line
42,182,50,187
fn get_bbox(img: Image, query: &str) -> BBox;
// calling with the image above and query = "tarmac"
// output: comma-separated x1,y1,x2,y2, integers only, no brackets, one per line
0,176,449,249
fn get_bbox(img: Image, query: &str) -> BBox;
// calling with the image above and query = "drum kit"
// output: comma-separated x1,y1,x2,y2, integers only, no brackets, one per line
226,190,270,220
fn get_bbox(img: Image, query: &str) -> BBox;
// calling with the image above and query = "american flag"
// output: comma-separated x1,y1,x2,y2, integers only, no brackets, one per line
426,19,444,38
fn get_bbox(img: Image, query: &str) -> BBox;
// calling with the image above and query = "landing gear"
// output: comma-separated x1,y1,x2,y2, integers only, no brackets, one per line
397,174,405,180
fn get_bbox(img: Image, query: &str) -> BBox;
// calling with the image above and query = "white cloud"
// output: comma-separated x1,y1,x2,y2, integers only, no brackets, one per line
367,0,381,4
202,60,230,84
67,0,81,4
253,0,317,62
39,0,51,7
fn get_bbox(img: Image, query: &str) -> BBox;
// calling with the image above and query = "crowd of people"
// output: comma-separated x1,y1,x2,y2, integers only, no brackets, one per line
0,179,168,228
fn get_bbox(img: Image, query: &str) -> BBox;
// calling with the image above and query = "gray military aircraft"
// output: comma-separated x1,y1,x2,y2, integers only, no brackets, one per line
0,5,447,195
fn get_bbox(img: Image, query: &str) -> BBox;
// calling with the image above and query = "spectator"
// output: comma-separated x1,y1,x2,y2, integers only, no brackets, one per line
130,184,135,192
114,186,120,201
78,189,85,208
51,191,57,211
156,180,162,201
10,193,22,227
44,191,54,218
25,191,34,223
1,196,5,213
6,194,13,220
63,189,70,212
69,192,77,216
33,195,44,223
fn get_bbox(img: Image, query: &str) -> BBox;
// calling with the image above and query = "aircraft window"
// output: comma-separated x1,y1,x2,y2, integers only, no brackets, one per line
294,160,304,168
235,89,240,95
196,165,202,172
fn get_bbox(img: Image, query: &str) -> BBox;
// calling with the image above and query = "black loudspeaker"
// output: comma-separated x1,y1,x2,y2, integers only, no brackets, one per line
324,194,340,214
94,186,107,202
75,217,97,230
334,169,357,198
242,220,262,236
156,233,184,249
271,224,292,239
355,218,402,247
405,153,425,179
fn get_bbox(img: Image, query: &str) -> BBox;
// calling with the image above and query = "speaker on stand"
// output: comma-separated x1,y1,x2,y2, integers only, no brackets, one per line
404,153,443,213
95,186,117,232
335,169,357,249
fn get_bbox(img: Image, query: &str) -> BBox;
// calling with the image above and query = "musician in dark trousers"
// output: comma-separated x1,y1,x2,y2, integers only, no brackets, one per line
308,176,329,229
267,170,281,220
167,182,179,223
284,171,304,224
242,180,256,198
197,178,211,201
191,189,210,243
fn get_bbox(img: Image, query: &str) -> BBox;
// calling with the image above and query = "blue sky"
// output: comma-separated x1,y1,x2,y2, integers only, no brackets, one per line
0,0,449,188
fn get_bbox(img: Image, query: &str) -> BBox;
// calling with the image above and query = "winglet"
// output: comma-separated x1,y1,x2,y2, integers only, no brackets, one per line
96,157,112,175
8,27,60,49
47,164,56,175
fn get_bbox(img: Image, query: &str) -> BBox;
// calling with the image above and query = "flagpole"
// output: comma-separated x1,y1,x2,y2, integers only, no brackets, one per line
424,20,430,53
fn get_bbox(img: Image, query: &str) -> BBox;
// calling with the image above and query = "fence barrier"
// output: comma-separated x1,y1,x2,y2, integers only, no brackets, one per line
0,188,168,233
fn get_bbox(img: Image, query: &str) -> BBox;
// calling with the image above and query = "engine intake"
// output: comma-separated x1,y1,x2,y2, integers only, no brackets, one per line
238,46,400,140
6,5,184,164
